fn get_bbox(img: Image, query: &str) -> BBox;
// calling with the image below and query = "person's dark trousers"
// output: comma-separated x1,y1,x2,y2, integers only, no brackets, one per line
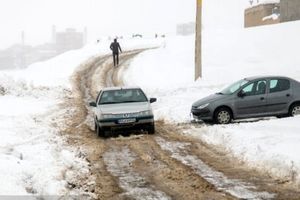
113,52,119,67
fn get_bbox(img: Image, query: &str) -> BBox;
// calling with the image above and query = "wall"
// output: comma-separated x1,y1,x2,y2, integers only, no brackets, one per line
245,4,280,28
280,0,300,22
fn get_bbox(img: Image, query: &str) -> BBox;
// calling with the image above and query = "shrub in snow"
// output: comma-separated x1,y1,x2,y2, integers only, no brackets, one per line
0,85,7,95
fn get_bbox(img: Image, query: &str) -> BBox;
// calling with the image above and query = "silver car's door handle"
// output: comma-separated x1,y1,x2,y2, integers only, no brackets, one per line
260,97,265,100
286,94,290,97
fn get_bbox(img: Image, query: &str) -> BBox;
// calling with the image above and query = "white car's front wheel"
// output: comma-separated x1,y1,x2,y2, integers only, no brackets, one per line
147,123,155,134
97,124,105,137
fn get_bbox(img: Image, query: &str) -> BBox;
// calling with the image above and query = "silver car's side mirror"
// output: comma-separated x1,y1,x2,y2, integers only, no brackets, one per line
89,102,97,107
150,98,157,103
238,91,246,98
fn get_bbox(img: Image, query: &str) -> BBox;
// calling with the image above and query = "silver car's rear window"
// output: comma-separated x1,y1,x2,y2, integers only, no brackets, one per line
99,89,148,105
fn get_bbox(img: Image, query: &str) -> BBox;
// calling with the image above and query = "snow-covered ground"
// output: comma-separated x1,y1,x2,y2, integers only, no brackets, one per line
1,0,300,193
0,37,162,195
0,77,89,195
123,20,300,186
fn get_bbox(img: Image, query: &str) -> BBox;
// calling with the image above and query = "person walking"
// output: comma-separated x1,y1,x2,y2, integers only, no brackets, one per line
110,38,122,67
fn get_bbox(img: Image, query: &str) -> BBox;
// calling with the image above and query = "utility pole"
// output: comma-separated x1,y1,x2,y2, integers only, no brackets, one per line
195,0,202,80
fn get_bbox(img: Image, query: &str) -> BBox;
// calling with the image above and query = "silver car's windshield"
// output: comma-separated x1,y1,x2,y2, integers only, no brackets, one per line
220,79,249,95
99,89,148,105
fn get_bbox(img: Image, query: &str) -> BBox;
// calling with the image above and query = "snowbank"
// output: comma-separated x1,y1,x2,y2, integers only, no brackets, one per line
186,116,300,183
0,78,89,195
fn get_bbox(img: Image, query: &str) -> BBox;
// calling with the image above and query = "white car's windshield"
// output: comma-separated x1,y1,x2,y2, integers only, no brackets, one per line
220,79,249,95
99,89,148,105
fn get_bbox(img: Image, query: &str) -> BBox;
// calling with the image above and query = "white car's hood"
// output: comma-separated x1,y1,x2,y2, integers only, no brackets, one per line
99,102,151,114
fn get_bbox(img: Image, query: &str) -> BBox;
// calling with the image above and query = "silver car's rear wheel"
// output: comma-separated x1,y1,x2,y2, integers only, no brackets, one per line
290,104,300,116
215,108,232,124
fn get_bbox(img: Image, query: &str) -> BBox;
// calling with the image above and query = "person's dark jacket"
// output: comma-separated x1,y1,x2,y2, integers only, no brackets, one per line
110,42,122,54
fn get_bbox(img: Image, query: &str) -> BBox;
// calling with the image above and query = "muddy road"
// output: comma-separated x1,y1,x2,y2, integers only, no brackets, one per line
60,50,300,199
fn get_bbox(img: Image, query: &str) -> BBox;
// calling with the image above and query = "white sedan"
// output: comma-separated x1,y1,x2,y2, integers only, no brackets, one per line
89,87,156,137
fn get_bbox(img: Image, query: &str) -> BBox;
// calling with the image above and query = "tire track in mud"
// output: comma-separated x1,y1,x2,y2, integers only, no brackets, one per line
155,119,300,199
103,145,171,200
61,55,122,200
62,49,300,199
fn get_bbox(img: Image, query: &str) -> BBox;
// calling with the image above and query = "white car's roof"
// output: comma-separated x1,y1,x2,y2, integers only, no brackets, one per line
102,86,141,91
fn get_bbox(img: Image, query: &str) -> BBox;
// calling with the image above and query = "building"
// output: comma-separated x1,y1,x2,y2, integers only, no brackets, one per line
245,0,300,28
245,3,280,27
55,28,84,54
0,27,85,69
280,0,300,22
0,44,57,69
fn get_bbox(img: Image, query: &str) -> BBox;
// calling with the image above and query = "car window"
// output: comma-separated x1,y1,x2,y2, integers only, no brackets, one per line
269,79,290,93
220,79,249,95
255,80,267,95
241,82,254,96
241,80,266,96
99,89,148,105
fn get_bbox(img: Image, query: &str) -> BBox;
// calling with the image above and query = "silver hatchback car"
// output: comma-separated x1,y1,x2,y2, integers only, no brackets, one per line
89,87,156,137
192,76,300,124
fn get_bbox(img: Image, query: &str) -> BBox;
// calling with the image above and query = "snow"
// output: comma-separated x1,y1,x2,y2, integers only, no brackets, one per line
4,38,163,88
1,0,300,194
0,83,88,195
263,13,280,21
246,0,280,8
122,6,300,187
186,117,300,182
0,37,163,195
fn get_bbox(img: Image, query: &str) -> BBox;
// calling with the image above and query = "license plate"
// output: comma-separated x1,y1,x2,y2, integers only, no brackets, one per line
118,118,136,124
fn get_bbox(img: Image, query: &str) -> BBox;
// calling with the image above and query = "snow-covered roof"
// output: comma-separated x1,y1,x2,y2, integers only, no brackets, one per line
247,0,280,8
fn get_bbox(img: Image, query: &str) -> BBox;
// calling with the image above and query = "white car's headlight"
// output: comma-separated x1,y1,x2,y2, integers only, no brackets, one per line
139,110,153,116
101,114,115,119
197,103,209,109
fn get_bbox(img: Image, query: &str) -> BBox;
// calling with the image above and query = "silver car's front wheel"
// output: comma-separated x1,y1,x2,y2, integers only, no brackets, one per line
215,108,232,124
290,104,300,116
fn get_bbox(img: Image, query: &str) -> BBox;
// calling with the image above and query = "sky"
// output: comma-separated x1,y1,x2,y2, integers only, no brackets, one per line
0,0,196,49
